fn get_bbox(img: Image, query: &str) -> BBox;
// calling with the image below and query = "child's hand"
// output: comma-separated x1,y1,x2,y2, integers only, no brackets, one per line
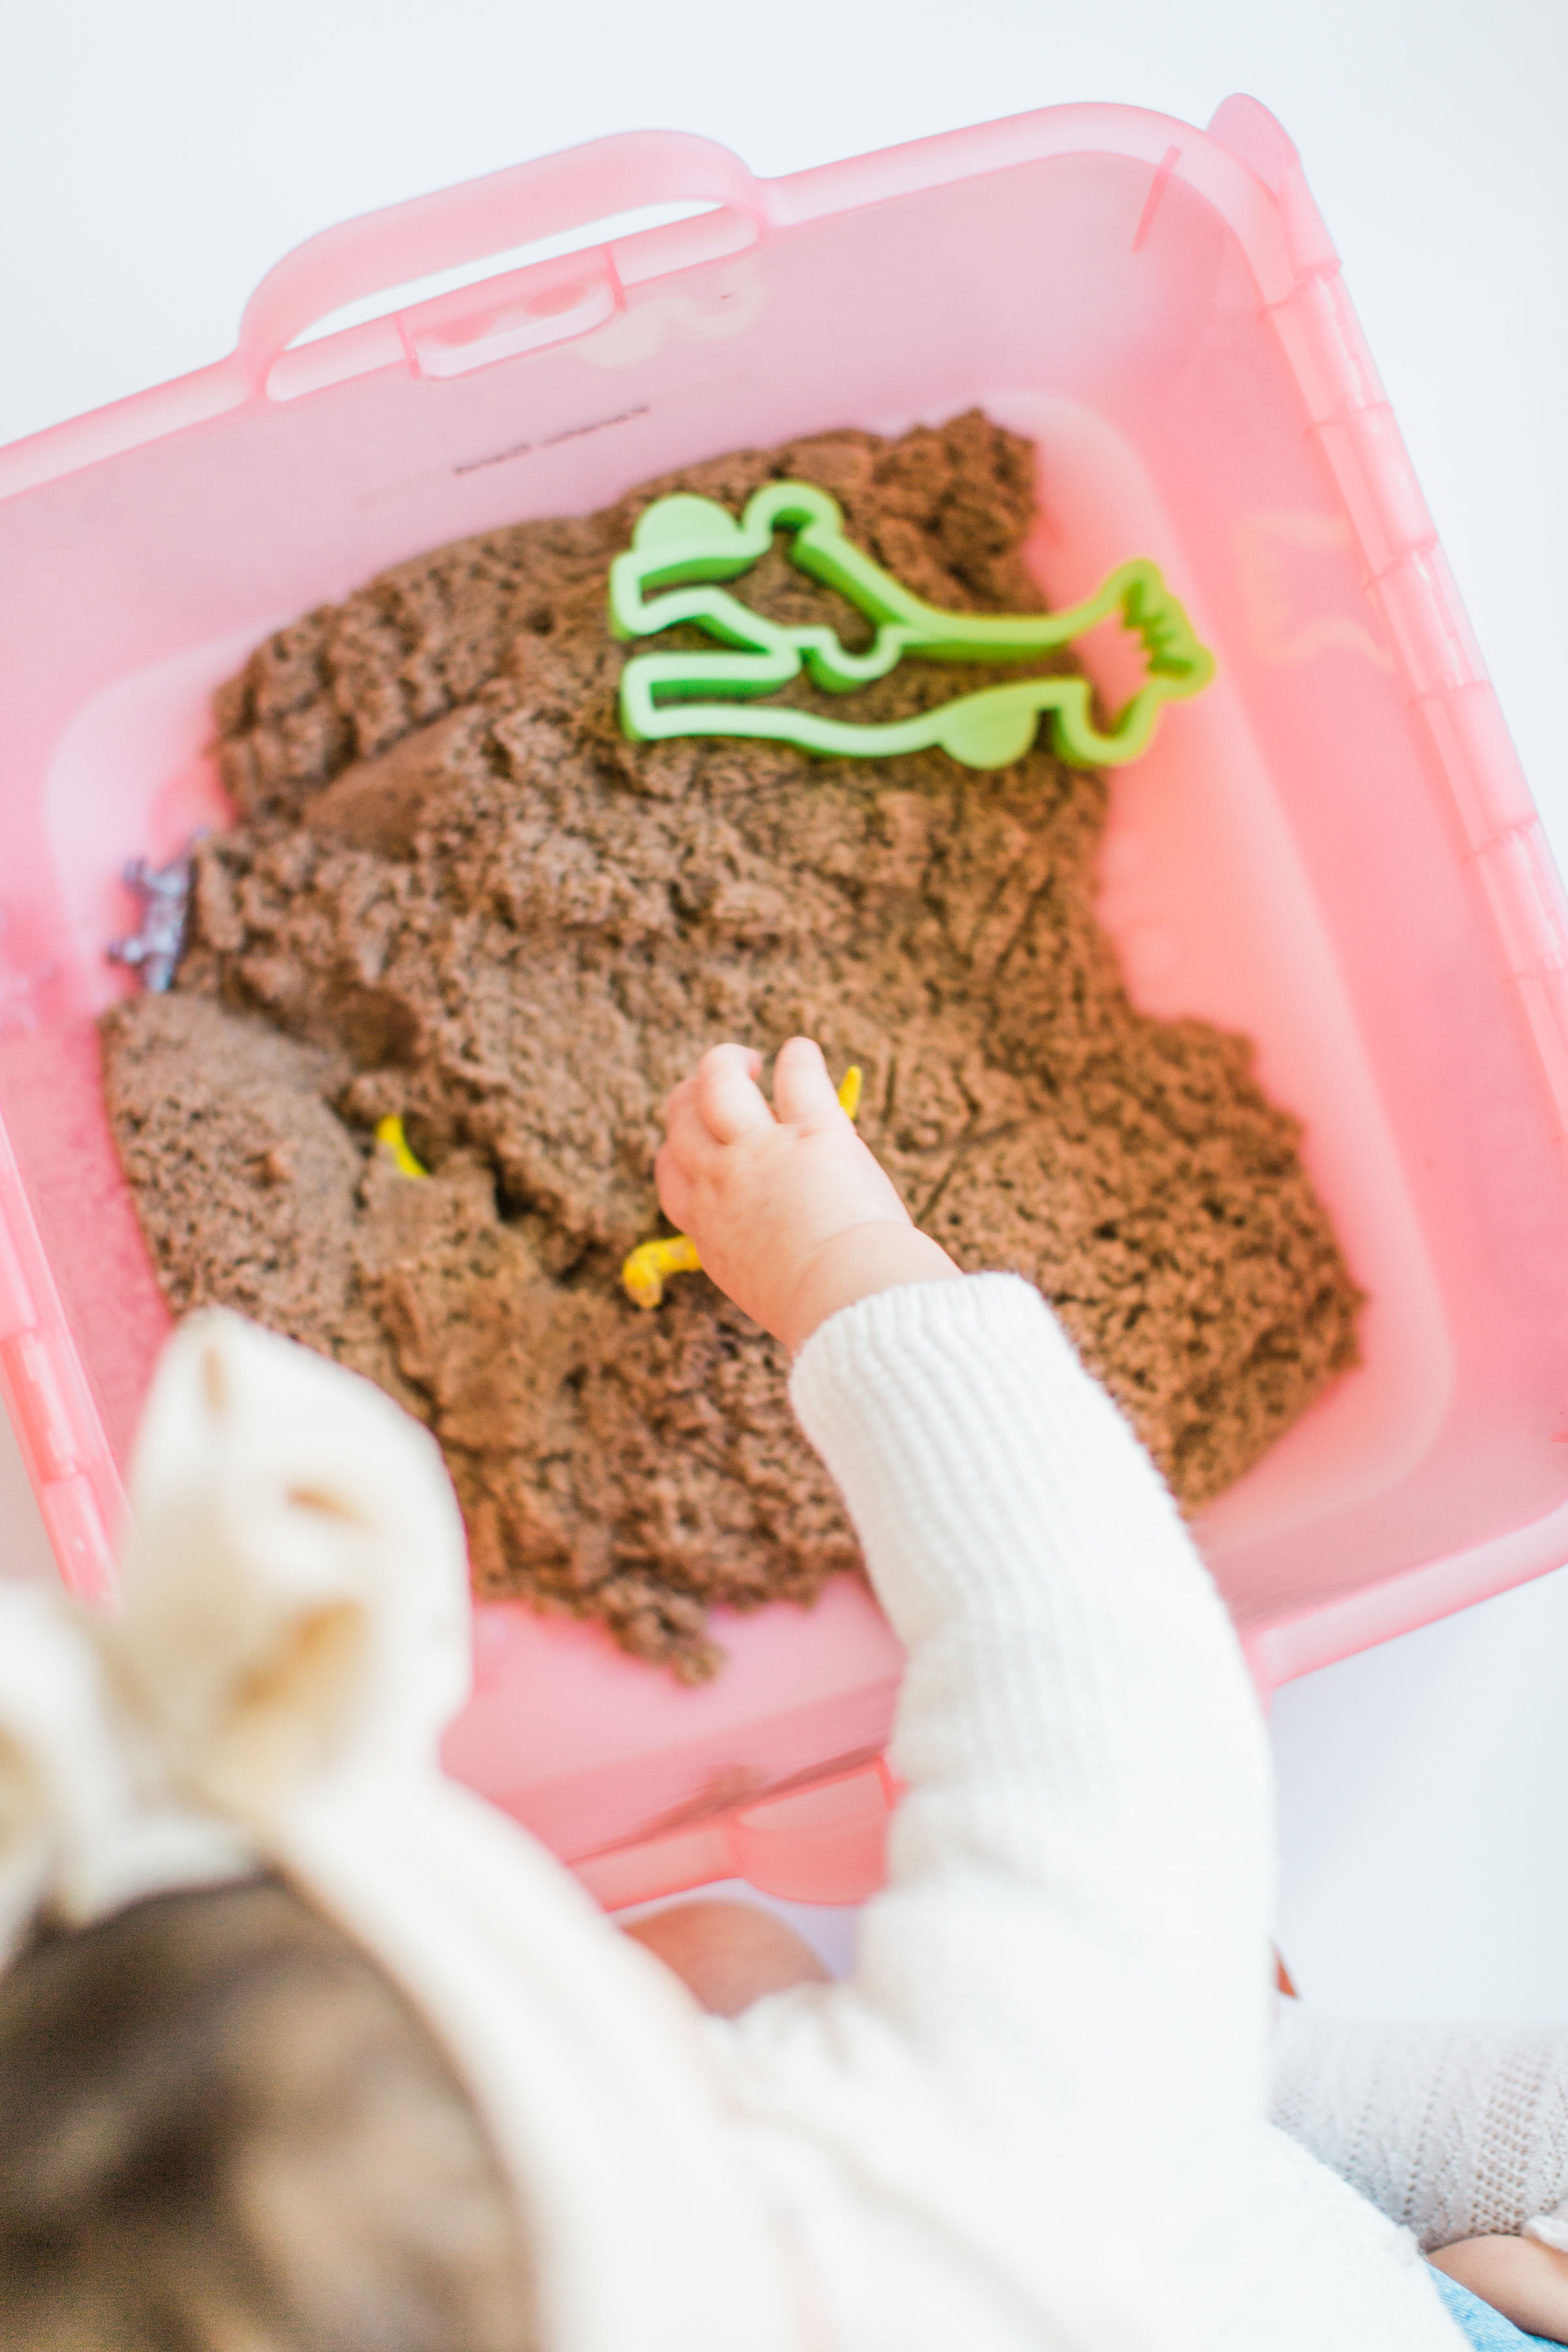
655,1037,960,1354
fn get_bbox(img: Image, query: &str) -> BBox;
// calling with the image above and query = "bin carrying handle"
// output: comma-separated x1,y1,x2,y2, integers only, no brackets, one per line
235,131,768,391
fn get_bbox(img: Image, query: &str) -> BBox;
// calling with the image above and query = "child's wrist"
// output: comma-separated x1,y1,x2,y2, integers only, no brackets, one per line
779,1224,962,1355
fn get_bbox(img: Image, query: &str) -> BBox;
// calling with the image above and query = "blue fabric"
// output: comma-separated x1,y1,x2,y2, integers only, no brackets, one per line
1428,2262,1564,2349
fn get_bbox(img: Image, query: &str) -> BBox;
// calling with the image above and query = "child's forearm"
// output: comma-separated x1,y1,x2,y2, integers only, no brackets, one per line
790,1273,1276,2132
1430,2236,1568,2344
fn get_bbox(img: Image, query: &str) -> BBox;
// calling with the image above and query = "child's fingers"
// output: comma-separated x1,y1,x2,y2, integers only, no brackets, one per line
694,1045,772,1145
660,1079,719,1177
653,1137,692,1230
660,1072,702,1144
771,1036,842,1126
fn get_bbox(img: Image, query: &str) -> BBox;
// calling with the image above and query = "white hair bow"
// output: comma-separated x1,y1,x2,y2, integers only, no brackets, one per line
0,1313,808,2352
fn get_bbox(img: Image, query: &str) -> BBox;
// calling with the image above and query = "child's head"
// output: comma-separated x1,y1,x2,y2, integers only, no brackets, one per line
0,1876,534,2351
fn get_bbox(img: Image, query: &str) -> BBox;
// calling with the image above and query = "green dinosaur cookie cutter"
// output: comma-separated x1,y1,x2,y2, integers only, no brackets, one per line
609,481,1214,770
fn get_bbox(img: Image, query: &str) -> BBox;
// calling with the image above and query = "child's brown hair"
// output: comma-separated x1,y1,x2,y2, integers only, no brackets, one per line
0,1876,536,2351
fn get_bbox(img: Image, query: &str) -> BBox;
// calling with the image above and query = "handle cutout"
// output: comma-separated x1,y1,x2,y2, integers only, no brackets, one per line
287,197,719,351
400,250,621,381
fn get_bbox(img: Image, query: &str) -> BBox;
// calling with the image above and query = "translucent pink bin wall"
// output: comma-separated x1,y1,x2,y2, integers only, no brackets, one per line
3,95,1567,1910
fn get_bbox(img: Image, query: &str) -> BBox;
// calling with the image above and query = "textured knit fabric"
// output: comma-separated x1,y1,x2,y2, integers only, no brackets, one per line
1274,2007,1568,2253
1428,2266,1563,2349
705,1273,1467,2351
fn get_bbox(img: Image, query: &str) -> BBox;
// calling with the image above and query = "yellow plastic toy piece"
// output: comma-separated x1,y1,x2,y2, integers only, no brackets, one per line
621,1232,703,1309
622,1064,863,1309
376,1114,428,1179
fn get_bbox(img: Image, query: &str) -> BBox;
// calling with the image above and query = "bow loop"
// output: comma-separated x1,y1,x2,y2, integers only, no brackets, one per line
113,1313,472,1827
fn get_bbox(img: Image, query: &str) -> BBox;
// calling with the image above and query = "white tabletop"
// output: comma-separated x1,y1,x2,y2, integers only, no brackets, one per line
3,0,1565,2012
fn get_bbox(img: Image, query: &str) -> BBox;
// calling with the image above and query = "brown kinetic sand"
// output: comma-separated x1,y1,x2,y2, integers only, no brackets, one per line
101,414,1362,1681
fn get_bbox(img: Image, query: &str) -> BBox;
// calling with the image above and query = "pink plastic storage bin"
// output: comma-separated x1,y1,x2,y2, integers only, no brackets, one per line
2,93,1566,1910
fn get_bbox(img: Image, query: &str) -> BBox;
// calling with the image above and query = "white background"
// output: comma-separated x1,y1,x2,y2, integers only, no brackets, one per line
3,0,1567,2008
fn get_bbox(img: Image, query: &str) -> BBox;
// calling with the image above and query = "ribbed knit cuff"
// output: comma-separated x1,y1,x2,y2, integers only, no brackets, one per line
787,1271,1179,1643
791,1270,1073,1405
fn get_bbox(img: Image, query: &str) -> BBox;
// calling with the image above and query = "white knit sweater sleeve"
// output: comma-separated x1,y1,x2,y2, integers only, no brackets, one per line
790,1272,1276,2144
708,1276,1462,2352
1273,2004,1568,2250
